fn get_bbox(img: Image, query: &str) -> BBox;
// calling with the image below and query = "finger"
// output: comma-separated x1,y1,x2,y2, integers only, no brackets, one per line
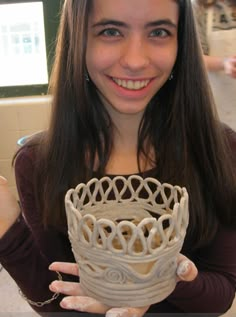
49,281,86,296
176,255,198,282
106,306,149,317
60,295,110,313
49,262,79,276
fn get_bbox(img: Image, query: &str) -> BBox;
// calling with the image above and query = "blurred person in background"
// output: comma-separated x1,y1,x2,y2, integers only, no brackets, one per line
192,0,236,130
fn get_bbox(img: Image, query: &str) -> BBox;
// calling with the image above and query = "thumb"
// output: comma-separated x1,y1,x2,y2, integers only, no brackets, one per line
176,255,198,282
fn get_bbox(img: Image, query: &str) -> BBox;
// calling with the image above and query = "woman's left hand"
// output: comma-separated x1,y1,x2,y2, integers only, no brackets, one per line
49,255,198,317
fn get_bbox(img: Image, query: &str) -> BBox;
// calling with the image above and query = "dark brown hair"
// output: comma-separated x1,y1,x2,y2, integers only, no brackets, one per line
16,0,236,250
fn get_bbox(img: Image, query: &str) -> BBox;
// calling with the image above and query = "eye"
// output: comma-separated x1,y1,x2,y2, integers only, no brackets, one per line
99,28,121,37
150,29,170,38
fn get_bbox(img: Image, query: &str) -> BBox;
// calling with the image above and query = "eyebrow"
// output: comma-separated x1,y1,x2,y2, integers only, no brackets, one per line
92,19,177,29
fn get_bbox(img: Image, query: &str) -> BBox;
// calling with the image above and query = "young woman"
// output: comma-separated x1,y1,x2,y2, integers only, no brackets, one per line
0,0,236,316
192,0,236,129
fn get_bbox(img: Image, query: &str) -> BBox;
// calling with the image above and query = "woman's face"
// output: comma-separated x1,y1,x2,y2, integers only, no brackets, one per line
86,0,179,118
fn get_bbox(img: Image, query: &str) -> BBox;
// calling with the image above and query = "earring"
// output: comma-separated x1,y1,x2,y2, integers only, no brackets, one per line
85,72,90,82
169,72,174,81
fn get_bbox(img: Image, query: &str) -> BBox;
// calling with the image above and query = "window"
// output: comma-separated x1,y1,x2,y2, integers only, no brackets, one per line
0,0,62,97
0,2,48,86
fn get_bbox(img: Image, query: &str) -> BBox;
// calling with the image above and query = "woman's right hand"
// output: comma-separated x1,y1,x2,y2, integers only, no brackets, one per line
0,176,21,238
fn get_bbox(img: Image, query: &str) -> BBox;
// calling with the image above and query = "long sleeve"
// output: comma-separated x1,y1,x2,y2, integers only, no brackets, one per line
0,145,76,315
0,214,63,314
161,126,236,314
166,225,236,314
145,226,236,315
148,126,236,315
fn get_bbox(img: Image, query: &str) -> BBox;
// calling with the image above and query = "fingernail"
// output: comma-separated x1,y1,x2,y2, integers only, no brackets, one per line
60,299,69,309
49,283,57,292
177,260,190,276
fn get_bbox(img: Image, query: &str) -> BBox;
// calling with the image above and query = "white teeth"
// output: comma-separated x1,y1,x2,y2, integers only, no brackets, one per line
112,78,150,90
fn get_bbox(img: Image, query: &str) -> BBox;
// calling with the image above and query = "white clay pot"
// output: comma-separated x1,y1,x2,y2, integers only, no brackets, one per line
65,175,189,307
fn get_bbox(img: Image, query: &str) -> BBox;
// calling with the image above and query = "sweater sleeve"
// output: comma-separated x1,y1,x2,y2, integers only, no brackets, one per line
166,225,236,314
0,146,67,315
164,126,236,314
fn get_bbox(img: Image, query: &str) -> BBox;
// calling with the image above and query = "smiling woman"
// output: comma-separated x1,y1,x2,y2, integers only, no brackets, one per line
86,0,178,119
0,0,236,316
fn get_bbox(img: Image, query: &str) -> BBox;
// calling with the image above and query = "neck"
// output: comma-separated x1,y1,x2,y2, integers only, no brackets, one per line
106,119,139,175
112,111,143,146
105,114,155,175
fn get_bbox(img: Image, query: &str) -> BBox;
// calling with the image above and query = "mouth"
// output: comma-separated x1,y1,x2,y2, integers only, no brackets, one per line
111,77,151,90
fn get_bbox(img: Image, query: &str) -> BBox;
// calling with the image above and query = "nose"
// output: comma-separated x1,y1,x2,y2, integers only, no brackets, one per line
120,36,150,72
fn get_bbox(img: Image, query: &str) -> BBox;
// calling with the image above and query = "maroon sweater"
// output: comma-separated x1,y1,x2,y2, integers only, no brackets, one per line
1,127,236,316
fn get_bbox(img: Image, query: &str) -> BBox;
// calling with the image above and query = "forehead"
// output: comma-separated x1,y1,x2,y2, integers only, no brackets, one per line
89,0,179,25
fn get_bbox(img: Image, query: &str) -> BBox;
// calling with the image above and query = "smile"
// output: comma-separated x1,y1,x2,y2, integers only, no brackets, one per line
112,77,151,90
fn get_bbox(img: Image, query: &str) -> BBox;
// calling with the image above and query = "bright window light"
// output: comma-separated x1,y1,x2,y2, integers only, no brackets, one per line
0,2,48,87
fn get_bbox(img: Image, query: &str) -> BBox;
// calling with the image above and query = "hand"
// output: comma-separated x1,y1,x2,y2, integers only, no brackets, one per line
223,56,236,78
49,255,198,317
0,176,21,238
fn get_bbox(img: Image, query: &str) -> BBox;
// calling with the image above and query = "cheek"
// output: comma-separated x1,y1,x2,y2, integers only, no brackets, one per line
86,42,120,75
168,44,178,69
158,56,176,75
153,44,178,71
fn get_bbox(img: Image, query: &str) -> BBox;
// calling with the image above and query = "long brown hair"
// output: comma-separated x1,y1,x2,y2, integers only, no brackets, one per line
16,0,236,250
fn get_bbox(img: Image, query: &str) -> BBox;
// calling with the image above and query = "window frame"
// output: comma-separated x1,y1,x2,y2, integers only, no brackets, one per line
0,0,62,98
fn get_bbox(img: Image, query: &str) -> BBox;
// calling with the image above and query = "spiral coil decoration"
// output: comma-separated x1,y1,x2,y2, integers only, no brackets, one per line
65,175,189,307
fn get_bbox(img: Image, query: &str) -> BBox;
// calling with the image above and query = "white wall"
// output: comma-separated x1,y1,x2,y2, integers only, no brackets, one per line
0,95,51,197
